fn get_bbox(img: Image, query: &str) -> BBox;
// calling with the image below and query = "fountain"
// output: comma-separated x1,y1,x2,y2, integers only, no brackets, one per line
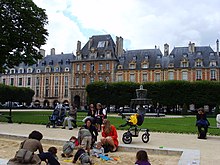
130,85,152,115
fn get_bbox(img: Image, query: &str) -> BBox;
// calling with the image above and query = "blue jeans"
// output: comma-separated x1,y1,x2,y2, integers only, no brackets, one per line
38,152,60,165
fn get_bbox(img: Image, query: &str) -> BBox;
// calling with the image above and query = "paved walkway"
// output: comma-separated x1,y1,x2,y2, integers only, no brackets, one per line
0,122,219,165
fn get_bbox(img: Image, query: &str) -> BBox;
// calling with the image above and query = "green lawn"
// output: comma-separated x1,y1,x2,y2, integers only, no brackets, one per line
0,110,220,136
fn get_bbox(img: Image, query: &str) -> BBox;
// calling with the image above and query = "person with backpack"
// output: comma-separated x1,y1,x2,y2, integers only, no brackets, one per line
61,136,79,158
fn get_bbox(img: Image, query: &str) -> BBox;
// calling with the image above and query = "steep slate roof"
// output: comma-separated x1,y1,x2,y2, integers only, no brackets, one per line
15,53,75,74
170,46,217,68
80,34,118,60
118,49,163,70
36,53,75,72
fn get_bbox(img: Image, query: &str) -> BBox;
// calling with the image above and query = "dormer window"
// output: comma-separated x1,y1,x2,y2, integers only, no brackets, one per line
155,64,161,68
37,69,41,73
49,60,53,65
97,41,105,48
65,67,69,72
129,63,136,69
142,62,149,69
168,63,174,68
117,65,123,69
18,68,24,74
197,52,202,55
66,59,70,65
133,56,137,61
106,51,111,58
183,53,188,58
157,54,162,59
10,69,15,74
144,55,149,60
55,67,60,72
210,61,216,67
170,54,174,58
195,60,203,67
27,68,32,73
181,61,188,67
45,67,50,73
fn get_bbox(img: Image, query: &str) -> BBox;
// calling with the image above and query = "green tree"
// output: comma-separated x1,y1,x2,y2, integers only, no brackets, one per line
0,0,48,73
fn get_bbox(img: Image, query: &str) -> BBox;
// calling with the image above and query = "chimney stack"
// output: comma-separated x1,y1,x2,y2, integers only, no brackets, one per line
51,48,55,55
164,43,169,56
76,40,81,53
217,39,219,56
188,42,195,53
116,36,123,57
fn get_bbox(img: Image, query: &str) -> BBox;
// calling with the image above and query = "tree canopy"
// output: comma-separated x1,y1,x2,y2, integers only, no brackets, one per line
0,0,48,73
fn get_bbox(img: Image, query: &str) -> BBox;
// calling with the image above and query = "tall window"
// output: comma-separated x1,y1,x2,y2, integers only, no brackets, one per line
36,77,40,97
168,71,174,80
18,78,22,86
45,77,49,97
2,79,6,84
99,63,103,70
82,77,86,86
90,63,94,71
27,77,31,86
82,64,86,71
143,73,148,82
90,77,94,83
106,63,110,70
54,76,59,97
76,64,80,71
36,87,39,97
196,70,202,80
76,77,79,86
10,78,14,86
99,76,103,81
130,74,135,82
36,77,40,86
64,76,68,97
117,74,123,82
211,70,216,80
182,71,188,80
155,73,160,82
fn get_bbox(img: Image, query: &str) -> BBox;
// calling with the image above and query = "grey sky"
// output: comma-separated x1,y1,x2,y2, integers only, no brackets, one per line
34,0,220,55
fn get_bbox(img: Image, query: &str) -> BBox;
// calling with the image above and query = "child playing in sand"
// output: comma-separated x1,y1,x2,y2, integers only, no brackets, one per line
61,136,79,158
72,148,93,164
91,142,104,158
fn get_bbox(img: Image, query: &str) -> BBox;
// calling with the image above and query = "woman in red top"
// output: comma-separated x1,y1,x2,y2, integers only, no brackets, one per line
101,119,118,152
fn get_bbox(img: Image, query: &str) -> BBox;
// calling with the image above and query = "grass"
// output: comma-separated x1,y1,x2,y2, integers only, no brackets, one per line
0,110,220,136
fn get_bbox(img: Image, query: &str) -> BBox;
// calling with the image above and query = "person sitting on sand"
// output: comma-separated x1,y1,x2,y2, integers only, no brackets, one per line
100,119,119,152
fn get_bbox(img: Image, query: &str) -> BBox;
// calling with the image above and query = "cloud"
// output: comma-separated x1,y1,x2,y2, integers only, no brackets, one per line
33,0,220,54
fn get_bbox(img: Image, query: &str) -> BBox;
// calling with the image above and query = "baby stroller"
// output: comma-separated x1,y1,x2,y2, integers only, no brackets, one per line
120,113,150,144
46,105,66,128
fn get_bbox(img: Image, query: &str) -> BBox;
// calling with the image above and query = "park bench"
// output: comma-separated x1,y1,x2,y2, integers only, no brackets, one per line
0,113,12,123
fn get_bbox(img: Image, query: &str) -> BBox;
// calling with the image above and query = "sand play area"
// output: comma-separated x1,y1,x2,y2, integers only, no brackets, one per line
0,138,180,165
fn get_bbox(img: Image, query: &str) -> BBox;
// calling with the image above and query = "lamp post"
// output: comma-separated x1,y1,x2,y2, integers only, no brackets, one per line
8,101,13,123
